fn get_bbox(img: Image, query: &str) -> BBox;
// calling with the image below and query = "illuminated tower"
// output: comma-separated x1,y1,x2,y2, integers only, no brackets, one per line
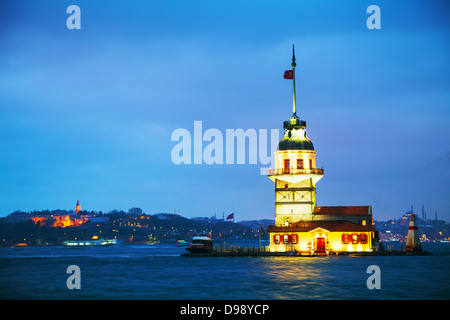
75,200,81,214
268,46,324,226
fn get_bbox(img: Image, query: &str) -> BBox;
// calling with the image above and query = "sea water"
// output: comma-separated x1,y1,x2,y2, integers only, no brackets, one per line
0,242,449,300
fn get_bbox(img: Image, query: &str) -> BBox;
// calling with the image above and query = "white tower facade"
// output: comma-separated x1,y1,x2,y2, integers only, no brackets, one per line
268,118,324,225
268,46,324,226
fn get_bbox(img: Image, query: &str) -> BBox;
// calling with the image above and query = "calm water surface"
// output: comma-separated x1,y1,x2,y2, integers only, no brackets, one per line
0,242,449,299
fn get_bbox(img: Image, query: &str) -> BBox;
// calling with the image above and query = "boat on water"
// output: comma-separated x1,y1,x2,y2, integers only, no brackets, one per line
186,236,213,254
63,238,120,247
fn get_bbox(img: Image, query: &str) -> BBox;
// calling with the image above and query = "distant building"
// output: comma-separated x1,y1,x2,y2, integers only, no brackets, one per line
20,200,109,228
31,214,85,228
154,213,180,220
192,217,210,221
400,210,412,225
266,47,380,254
75,200,81,214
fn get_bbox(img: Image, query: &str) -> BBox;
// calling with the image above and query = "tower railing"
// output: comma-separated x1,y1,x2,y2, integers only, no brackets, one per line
268,167,324,176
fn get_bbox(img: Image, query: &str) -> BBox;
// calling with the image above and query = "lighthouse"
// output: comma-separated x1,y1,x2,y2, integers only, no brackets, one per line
268,45,324,226
405,213,422,253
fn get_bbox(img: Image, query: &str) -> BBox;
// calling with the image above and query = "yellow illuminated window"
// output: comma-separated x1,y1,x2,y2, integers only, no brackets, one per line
291,234,298,244
274,234,280,244
283,234,289,244
360,233,367,244
342,233,349,244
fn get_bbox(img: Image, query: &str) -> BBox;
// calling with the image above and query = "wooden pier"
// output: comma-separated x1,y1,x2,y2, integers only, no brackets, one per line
181,244,431,257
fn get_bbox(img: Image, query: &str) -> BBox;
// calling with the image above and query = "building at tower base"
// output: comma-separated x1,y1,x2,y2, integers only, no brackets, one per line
268,220,375,254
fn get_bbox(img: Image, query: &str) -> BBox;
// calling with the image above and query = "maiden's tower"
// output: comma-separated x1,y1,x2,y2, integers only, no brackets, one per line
267,46,380,255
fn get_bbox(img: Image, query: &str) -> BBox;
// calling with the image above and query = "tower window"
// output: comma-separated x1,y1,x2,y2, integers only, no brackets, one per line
297,159,304,169
284,159,290,174
309,159,313,169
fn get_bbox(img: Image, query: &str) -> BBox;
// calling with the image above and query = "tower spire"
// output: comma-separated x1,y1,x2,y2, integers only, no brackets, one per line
291,44,297,116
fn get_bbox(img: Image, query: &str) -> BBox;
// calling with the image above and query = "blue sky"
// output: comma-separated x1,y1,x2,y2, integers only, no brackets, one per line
0,0,449,221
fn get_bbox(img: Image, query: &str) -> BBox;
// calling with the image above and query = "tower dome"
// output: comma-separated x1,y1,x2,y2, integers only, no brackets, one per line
278,117,314,151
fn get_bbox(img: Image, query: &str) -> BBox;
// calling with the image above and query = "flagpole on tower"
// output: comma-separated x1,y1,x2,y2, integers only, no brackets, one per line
291,44,297,116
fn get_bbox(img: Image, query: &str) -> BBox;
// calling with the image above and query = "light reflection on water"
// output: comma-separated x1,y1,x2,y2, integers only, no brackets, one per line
0,243,449,299
262,257,327,299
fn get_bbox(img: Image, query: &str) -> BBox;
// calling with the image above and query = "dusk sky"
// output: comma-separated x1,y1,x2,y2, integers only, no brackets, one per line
1,0,449,222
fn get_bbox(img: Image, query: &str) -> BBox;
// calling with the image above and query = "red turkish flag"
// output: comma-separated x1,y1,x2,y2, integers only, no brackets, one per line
284,70,293,79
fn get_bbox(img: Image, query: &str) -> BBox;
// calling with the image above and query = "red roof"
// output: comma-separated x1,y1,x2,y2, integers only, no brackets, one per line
314,206,371,216
267,220,374,233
